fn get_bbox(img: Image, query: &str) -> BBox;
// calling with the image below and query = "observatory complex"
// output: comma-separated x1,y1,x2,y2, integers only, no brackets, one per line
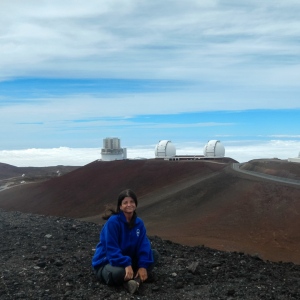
203,140,225,158
288,152,300,164
155,140,176,158
155,139,227,161
100,137,227,162
101,137,127,161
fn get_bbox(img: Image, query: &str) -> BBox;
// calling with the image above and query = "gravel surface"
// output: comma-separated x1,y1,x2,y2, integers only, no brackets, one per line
1,208,300,300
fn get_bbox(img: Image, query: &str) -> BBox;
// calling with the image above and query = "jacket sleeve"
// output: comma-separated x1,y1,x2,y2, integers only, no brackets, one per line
136,223,154,269
104,220,132,268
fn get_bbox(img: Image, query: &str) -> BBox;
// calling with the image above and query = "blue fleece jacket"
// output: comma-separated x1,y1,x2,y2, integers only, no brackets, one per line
92,211,153,269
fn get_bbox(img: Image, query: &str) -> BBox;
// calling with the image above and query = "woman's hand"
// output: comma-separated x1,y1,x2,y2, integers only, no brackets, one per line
124,265,134,281
135,268,148,282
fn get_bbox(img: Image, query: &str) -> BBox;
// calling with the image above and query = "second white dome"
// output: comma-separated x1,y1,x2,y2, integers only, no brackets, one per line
155,140,176,158
203,140,225,157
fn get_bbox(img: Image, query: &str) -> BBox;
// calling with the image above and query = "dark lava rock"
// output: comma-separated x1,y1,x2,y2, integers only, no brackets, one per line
175,282,184,289
227,289,235,295
252,253,263,260
187,261,199,274
54,260,63,266
36,261,46,268
1,208,300,300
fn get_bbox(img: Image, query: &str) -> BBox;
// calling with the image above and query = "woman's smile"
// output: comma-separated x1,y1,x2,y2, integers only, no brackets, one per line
120,197,136,213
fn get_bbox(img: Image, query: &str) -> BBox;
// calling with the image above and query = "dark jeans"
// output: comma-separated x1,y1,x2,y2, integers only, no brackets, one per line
94,249,159,285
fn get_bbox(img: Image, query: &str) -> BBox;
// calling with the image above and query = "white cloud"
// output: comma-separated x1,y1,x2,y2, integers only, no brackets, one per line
0,147,102,167
0,0,300,88
225,140,300,163
1,91,299,132
1,140,300,167
268,135,300,138
139,122,234,129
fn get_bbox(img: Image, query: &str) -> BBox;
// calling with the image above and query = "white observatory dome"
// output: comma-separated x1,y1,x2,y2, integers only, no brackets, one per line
155,140,176,158
203,140,225,158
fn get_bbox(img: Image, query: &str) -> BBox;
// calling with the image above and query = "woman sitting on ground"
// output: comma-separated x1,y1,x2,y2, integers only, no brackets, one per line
92,189,159,294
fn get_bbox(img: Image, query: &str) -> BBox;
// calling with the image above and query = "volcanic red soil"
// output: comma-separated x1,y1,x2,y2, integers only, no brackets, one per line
0,160,227,218
1,159,300,264
240,159,300,180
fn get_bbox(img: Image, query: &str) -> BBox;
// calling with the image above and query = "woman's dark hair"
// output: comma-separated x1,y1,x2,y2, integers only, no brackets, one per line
102,189,138,229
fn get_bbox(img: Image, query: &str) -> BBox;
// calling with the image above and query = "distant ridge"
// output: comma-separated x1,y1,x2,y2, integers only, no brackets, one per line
240,159,300,180
0,162,22,179
0,162,79,180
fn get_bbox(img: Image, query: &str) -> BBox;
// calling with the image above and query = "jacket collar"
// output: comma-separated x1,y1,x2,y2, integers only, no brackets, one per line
119,210,140,225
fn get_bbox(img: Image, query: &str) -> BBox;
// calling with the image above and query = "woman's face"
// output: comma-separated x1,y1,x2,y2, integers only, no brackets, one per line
120,197,136,214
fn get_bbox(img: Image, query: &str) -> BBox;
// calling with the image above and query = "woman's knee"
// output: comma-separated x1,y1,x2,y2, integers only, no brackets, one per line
152,249,160,264
147,249,159,274
102,264,125,285
112,267,126,285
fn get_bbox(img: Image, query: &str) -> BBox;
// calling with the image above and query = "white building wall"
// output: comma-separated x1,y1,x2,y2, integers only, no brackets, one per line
101,137,126,161
123,148,127,159
112,138,120,149
101,153,124,161
288,158,300,163
103,137,121,149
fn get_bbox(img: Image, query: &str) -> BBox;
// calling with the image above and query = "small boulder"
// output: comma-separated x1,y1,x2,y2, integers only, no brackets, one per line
227,289,235,296
54,260,63,267
175,282,184,289
36,262,46,268
152,286,159,292
252,253,262,260
188,262,199,274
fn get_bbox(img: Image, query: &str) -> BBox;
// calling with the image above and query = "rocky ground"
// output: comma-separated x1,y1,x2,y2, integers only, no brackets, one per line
1,209,300,300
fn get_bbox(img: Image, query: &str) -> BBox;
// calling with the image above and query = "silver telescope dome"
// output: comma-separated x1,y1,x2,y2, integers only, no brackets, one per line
203,140,225,157
155,140,176,158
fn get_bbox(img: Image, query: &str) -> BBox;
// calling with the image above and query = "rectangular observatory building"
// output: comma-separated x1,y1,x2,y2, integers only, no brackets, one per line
101,137,127,161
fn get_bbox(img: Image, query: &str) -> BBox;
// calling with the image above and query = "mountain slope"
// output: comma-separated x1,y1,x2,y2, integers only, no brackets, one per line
0,159,225,218
2,159,300,263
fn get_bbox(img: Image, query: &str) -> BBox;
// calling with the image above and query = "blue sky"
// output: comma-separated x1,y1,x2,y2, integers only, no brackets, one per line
0,0,300,165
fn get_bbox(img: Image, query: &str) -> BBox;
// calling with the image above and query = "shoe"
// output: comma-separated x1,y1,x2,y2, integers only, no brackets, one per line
123,280,139,294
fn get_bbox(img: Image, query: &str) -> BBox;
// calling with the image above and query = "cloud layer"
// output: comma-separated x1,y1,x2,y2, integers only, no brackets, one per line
1,0,300,86
1,140,300,167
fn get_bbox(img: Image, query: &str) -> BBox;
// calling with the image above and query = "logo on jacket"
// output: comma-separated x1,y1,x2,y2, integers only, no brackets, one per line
136,229,140,237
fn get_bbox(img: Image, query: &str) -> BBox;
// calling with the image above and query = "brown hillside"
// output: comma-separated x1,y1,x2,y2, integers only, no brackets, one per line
0,163,20,179
136,168,300,264
0,159,225,218
240,159,300,180
2,159,300,263
0,162,79,180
